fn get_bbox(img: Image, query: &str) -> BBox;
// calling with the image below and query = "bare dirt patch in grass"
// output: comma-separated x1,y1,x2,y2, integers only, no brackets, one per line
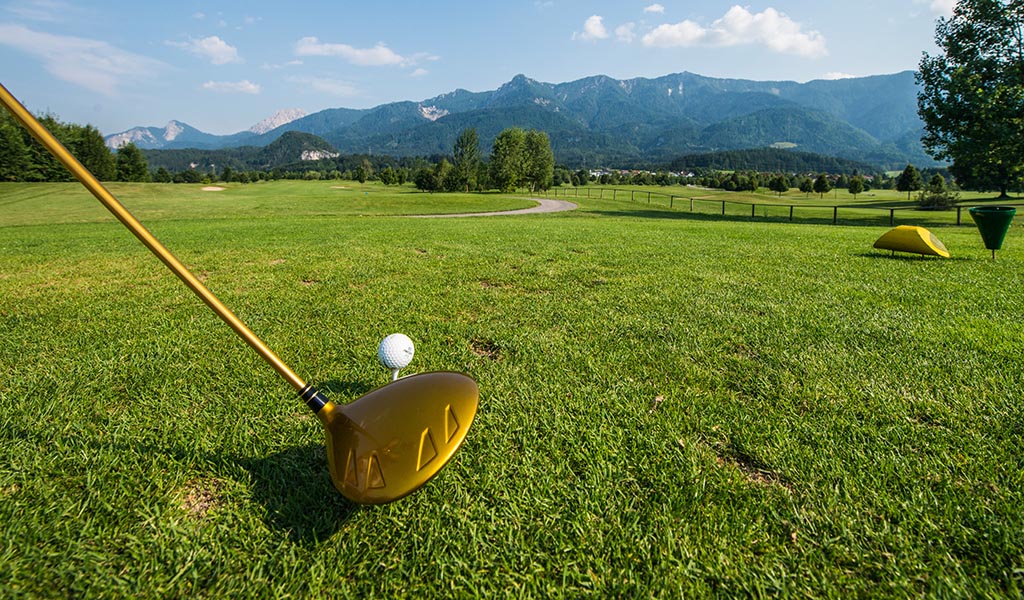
201,186,226,192
470,338,502,360
179,478,225,518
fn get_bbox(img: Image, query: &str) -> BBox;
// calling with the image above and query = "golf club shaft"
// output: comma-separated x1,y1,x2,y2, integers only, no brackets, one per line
0,82,308,393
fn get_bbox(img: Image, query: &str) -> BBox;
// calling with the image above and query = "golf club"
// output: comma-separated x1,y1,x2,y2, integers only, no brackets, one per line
0,82,479,505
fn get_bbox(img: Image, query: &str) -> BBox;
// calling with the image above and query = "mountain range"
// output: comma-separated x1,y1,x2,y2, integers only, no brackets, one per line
106,71,934,170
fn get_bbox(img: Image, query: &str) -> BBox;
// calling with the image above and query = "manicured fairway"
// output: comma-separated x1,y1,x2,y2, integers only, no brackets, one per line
1,182,1021,597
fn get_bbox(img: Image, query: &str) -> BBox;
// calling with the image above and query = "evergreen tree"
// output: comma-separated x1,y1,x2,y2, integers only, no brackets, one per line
116,143,150,182
0,111,29,181
895,164,923,200
64,124,115,181
153,167,172,183
26,115,74,182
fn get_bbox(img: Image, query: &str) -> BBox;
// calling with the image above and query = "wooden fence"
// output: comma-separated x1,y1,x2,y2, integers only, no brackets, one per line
541,186,1024,227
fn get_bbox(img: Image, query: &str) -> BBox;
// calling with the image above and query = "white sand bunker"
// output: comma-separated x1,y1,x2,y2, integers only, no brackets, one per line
201,186,226,192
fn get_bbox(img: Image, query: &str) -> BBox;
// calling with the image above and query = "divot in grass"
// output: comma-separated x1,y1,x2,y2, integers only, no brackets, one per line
470,338,502,360
714,443,793,492
178,478,225,518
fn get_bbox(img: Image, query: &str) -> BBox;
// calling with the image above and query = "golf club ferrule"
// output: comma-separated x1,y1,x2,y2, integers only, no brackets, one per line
299,384,329,412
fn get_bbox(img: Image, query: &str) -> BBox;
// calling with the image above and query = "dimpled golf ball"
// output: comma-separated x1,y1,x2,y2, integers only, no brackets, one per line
378,333,415,370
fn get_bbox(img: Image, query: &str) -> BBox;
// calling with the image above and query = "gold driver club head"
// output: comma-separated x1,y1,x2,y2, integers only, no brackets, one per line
308,372,479,504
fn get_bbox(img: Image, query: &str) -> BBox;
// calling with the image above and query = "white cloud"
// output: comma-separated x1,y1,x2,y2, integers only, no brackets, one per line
261,60,303,70
169,35,241,65
410,68,429,78
642,5,827,58
644,4,665,14
202,80,261,94
4,0,73,22
822,72,856,80
916,0,954,16
616,23,636,43
573,15,609,41
0,23,164,96
193,11,205,20
294,37,406,66
287,76,359,97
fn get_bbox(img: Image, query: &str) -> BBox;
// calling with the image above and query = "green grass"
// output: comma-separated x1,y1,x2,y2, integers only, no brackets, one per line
551,184,1023,227
0,180,535,227
1,181,1022,597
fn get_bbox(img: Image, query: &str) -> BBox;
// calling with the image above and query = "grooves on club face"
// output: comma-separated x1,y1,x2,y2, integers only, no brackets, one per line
314,372,479,504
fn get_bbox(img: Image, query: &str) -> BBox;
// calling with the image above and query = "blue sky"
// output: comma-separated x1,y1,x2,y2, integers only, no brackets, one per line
0,0,954,136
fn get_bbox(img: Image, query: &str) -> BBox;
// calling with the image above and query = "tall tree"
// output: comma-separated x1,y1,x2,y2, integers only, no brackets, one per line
523,130,554,192
895,164,923,200
71,124,115,181
116,142,150,182
433,158,453,192
918,0,1024,197
0,111,29,181
26,115,74,181
490,127,526,192
450,128,480,193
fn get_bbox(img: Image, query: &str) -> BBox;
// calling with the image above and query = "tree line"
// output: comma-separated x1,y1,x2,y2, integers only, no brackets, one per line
0,110,150,182
410,127,555,193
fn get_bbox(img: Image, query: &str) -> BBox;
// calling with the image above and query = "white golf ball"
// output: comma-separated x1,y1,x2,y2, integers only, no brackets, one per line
377,333,415,370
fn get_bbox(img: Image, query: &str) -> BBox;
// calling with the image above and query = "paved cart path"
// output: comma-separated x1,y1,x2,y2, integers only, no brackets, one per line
409,198,577,218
